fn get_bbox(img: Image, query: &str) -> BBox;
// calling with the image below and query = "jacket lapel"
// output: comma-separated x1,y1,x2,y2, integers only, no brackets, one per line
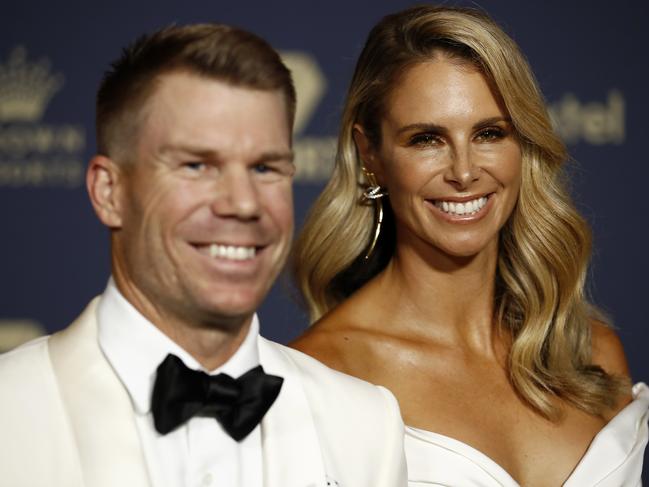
48,299,152,487
258,337,327,487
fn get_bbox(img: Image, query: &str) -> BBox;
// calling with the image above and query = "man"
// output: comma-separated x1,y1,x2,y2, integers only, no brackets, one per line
0,25,406,487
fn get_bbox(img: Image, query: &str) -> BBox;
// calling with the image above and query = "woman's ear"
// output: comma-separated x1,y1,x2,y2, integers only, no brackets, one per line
86,155,126,229
352,124,384,185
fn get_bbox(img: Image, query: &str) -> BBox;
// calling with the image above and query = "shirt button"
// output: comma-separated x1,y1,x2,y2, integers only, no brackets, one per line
202,473,213,486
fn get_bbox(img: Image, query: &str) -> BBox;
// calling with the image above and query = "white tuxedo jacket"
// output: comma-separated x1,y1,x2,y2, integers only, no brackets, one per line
0,299,407,487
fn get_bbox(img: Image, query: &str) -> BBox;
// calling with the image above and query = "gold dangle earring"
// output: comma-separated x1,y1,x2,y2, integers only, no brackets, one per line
360,167,388,259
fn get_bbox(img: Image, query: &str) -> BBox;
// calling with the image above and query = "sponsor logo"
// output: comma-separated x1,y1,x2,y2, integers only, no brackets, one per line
0,46,85,188
280,51,336,183
549,90,625,145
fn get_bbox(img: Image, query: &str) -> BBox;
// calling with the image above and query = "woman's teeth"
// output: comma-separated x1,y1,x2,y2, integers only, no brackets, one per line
435,196,488,216
208,244,255,260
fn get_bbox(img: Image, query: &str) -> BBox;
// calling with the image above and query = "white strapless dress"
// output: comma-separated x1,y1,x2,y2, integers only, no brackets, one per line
405,382,649,486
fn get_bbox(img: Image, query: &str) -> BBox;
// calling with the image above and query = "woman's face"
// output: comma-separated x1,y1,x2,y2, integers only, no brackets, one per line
357,58,522,260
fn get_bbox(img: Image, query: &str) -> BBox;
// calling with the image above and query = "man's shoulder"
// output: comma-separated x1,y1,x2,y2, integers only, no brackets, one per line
0,334,62,424
0,298,98,378
0,330,86,486
0,334,62,415
0,335,52,379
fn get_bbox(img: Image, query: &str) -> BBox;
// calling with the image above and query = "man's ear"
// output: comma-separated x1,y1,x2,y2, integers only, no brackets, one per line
86,155,126,229
352,124,384,185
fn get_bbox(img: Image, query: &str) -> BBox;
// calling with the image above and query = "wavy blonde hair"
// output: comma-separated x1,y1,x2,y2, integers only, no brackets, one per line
293,5,626,418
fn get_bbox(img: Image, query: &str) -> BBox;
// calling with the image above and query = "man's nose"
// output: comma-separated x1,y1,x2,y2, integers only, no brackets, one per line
443,145,480,190
211,166,260,219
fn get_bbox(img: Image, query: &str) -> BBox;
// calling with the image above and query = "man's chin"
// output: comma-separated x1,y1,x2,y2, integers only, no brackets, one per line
193,293,264,328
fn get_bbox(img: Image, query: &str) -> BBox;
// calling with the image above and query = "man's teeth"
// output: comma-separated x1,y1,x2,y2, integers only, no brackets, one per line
208,244,255,260
435,196,488,216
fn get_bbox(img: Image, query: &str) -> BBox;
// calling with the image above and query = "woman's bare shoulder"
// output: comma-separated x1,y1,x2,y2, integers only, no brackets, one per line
289,297,393,376
289,307,367,370
590,320,630,378
290,319,345,369
589,320,635,414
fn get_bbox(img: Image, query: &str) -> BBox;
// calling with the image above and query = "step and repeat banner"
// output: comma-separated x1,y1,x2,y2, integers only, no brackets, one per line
1,0,647,387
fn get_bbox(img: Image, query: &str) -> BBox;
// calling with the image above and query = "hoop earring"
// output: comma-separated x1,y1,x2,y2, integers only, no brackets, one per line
360,167,387,260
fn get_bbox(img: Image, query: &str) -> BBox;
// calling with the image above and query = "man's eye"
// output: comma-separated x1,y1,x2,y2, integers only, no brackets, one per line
252,160,295,178
183,161,205,171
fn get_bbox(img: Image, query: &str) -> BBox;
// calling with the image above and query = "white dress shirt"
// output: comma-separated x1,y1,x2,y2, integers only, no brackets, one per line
97,279,263,487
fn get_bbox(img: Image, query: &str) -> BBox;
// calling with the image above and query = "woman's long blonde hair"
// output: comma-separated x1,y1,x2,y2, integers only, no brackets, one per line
293,5,627,418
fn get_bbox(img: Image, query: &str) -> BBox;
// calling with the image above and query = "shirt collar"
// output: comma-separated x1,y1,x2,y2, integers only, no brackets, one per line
97,278,261,415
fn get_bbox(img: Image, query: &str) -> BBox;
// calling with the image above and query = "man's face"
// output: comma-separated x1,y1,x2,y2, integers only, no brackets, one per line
111,72,294,328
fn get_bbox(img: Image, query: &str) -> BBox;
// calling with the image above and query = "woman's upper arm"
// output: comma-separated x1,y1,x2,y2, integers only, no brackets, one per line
591,321,631,378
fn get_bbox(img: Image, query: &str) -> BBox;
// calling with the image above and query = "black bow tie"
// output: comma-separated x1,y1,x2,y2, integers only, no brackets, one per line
151,354,283,441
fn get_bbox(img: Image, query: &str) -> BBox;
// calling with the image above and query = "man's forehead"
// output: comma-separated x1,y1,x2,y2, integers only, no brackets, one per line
142,72,289,128
149,70,287,108
133,74,291,161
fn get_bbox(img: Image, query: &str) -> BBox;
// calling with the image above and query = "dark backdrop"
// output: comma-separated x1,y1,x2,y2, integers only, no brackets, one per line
1,0,647,479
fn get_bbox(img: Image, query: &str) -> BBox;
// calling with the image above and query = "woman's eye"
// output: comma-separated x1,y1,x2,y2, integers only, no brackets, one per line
409,133,441,147
476,127,505,141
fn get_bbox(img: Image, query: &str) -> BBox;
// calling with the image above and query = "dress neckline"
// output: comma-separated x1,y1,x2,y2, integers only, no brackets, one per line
405,382,649,486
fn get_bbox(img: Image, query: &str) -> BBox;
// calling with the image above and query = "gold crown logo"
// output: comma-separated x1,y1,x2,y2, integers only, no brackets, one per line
0,46,64,122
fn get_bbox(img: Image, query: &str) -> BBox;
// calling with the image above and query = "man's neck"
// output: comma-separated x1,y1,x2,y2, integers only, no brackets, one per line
156,318,252,372
112,276,253,371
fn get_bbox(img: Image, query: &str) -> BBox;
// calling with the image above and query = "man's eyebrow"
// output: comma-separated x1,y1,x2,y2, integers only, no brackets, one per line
159,145,294,162
158,144,217,158
257,150,295,163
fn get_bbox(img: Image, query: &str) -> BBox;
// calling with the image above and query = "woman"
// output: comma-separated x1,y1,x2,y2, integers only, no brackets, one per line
291,5,648,486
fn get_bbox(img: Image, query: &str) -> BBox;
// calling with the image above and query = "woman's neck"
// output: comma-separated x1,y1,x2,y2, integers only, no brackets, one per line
365,239,502,353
